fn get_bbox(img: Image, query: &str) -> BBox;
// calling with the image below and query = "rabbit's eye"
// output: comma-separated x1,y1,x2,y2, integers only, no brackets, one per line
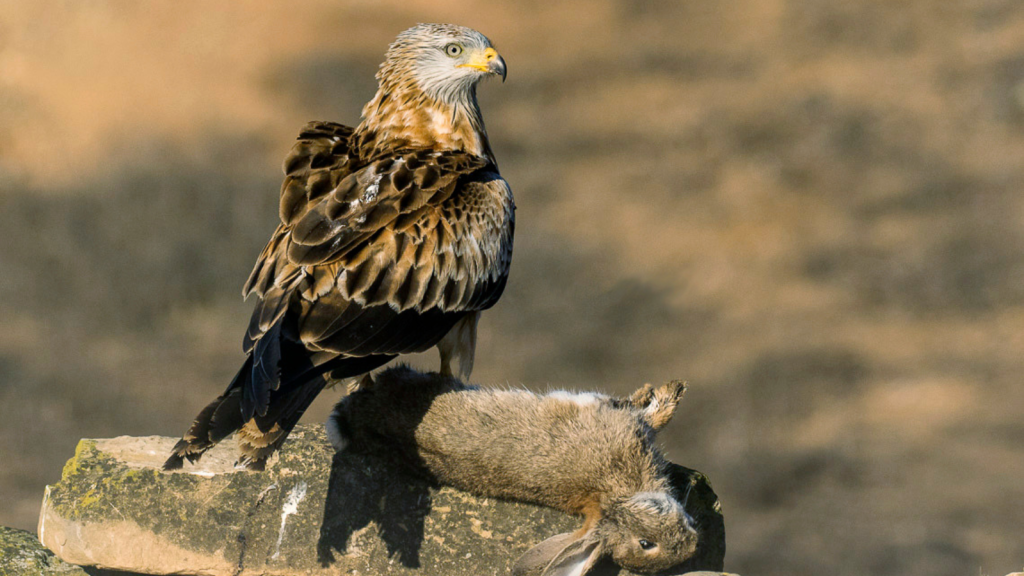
638,539,657,551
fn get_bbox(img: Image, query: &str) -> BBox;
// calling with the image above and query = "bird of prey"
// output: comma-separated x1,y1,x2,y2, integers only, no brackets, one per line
164,23,513,470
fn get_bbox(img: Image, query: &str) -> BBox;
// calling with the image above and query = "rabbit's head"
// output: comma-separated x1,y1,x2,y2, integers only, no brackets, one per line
598,491,697,573
514,491,697,576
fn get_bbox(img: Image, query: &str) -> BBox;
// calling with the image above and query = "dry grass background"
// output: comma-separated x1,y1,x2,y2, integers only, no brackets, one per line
2,1,1023,574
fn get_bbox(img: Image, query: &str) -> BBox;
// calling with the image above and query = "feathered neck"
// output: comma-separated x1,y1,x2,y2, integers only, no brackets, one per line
353,68,495,165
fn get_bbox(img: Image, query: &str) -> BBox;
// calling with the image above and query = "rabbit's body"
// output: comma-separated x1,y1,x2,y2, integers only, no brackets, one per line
328,366,698,575
340,377,664,516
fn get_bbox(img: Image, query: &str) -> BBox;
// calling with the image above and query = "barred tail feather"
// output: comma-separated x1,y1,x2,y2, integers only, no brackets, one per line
164,352,395,471
163,357,251,470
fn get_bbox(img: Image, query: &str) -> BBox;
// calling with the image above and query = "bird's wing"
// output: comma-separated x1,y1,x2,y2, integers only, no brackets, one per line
241,122,515,356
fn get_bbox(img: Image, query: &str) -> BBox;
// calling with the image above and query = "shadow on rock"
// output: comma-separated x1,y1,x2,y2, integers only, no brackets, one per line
316,449,434,569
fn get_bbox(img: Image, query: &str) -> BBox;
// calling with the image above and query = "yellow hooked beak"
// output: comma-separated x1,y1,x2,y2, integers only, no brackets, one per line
459,47,507,82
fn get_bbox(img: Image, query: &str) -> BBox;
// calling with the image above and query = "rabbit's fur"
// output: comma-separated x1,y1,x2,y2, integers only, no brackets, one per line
327,365,697,575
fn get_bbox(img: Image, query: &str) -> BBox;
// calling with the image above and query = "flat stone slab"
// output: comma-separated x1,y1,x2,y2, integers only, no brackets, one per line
38,425,725,576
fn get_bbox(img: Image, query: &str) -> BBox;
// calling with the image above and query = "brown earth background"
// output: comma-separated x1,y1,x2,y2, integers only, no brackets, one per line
1,2,1023,575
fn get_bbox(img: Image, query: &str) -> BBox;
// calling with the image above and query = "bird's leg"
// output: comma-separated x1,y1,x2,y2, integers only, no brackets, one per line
437,329,459,376
436,311,480,380
344,373,377,393
454,311,479,380
438,344,455,377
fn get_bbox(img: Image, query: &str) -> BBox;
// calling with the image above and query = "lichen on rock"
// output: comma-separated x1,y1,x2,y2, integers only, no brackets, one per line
0,526,89,576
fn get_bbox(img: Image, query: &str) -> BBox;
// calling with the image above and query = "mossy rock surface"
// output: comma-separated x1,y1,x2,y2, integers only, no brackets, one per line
38,425,726,576
0,526,88,576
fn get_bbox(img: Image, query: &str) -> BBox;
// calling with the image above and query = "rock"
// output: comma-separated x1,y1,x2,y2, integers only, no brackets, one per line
0,526,89,576
38,425,725,576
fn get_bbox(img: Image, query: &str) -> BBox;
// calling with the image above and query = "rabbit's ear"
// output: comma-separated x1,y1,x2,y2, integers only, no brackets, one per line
513,531,604,576
643,380,687,430
627,383,655,408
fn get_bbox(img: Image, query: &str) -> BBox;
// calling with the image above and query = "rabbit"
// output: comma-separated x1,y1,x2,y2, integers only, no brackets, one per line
326,365,697,575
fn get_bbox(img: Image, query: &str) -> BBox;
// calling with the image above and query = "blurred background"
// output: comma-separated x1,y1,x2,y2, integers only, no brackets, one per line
1,1,1023,575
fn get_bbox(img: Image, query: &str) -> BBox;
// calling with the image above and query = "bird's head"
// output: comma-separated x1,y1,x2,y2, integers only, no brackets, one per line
378,23,506,106
358,24,505,160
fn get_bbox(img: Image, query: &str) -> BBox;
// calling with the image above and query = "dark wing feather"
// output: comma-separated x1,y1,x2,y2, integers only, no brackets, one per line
245,317,284,418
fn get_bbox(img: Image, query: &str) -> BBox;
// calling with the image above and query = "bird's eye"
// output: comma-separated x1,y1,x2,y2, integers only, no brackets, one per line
444,43,463,57
638,539,656,551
